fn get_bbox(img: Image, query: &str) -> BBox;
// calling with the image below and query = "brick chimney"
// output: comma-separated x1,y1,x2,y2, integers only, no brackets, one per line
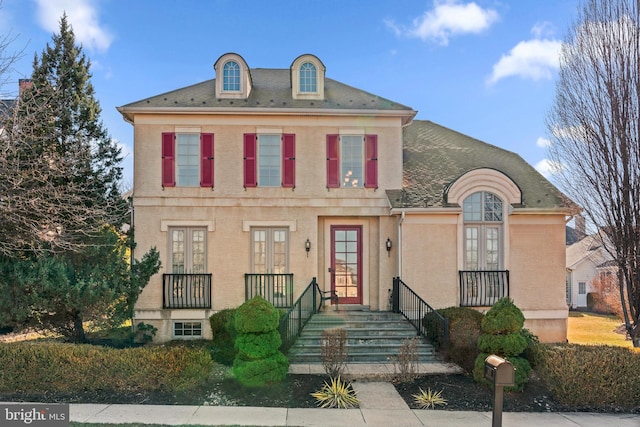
18,79,33,96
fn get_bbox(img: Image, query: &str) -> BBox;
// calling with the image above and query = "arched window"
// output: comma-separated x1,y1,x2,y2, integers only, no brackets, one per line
463,191,503,270
223,61,240,91
299,62,317,93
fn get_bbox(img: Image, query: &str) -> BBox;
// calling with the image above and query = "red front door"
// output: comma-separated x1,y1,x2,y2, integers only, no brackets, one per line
330,226,362,305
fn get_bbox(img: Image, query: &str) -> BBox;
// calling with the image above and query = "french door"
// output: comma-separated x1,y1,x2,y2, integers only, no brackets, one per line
330,226,362,304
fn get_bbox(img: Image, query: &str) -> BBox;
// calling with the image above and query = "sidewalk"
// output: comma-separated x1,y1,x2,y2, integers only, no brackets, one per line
70,401,640,427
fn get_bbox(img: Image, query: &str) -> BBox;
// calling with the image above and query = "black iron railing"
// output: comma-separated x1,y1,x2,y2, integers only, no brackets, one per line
392,277,449,350
163,274,212,309
459,270,509,306
245,273,294,308
278,277,322,352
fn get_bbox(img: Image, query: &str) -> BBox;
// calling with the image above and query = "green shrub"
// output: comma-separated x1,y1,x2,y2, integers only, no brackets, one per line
209,309,237,365
232,352,289,388
0,342,213,393
480,298,524,335
232,296,288,387
235,330,282,360
478,332,527,355
472,298,531,391
535,344,640,409
425,307,484,373
234,296,280,334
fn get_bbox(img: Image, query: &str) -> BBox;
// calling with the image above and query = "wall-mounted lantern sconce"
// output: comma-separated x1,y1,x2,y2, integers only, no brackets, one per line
305,238,311,257
386,237,392,257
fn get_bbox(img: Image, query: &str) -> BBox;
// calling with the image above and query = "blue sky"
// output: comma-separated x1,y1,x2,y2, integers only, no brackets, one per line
0,0,580,186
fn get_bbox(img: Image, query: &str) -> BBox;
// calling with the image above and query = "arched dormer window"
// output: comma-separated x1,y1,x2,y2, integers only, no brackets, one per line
223,61,240,91
299,63,317,93
214,53,252,98
290,54,325,100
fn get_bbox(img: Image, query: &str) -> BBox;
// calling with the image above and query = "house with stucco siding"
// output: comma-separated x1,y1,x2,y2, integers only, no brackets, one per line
118,53,576,343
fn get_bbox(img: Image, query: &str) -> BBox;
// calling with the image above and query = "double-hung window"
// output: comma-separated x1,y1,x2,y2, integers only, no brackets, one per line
326,134,378,189
161,132,214,188
243,133,295,188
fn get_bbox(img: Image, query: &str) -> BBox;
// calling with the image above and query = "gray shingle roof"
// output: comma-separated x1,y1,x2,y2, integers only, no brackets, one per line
119,69,414,113
387,120,577,211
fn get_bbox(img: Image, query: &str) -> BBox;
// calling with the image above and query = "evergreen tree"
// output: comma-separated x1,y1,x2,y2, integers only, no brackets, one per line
0,15,161,341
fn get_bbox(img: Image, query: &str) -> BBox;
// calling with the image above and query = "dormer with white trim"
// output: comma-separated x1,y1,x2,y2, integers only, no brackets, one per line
290,54,325,100
214,53,252,99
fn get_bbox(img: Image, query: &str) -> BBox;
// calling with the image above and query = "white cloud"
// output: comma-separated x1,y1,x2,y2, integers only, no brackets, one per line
536,137,551,148
531,21,555,39
535,159,563,177
34,0,113,52
487,38,561,85
386,0,499,46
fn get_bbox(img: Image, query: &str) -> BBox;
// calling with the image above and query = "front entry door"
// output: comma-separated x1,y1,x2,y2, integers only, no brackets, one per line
330,226,362,305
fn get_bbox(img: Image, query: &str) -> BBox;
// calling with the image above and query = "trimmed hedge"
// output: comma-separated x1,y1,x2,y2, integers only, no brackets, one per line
534,344,640,410
0,342,213,393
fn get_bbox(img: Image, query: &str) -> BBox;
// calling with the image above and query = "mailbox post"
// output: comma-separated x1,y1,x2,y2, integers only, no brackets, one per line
484,355,515,427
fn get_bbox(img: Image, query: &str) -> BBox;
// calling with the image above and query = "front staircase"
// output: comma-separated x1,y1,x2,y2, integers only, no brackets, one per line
287,309,437,364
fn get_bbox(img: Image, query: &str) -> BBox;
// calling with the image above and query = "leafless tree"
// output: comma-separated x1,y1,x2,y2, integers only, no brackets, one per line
548,0,640,346
0,88,125,256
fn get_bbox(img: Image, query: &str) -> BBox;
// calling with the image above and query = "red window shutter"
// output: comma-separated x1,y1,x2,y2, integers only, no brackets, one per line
161,132,175,187
364,134,378,189
200,133,214,187
282,134,295,188
326,134,340,188
243,133,257,188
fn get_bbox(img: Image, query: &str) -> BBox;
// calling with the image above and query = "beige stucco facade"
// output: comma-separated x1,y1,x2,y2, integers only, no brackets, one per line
120,53,573,344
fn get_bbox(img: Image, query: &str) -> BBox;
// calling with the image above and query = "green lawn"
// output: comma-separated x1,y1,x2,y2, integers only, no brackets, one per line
567,311,635,348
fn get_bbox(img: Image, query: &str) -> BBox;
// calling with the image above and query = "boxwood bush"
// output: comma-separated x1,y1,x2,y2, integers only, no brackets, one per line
534,343,640,410
209,308,237,365
424,306,484,373
0,342,213,393
233,296,288,387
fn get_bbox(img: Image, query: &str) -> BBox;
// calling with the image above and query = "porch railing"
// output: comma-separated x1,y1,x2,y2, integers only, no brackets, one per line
245,273,294,308
459,270,510,307
392,277,449,350
278,277,322,352
163,274,212,309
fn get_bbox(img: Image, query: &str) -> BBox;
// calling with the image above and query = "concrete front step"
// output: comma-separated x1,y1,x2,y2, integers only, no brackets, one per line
287,309,438,364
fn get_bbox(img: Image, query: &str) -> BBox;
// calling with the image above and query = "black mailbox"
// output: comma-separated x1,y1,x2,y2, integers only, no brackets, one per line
484,355,515,387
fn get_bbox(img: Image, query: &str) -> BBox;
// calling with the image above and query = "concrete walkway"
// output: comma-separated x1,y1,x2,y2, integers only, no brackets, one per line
17,363,640,426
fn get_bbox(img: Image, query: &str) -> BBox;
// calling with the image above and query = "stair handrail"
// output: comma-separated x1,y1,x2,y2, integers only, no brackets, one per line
392,277,449,350
278,277,322,352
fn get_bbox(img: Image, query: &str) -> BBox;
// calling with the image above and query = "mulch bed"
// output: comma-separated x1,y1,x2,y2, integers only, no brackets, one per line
2,372,638,413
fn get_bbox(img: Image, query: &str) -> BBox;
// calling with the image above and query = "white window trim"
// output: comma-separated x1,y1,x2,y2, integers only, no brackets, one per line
214,53,252,99
242,220,296,232
161,220,215,232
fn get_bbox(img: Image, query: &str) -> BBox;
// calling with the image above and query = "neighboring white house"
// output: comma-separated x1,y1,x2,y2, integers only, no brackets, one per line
566,233,612,309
